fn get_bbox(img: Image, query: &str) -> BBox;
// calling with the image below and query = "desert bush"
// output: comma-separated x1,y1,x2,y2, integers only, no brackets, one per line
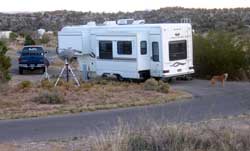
92,122,250,151
24,35,35,46
144,79,170,93
40,79,53,89
55,80,77,90
79,82,94,91
18,80,32,89
9,32,18,42
61,81,76,90
32,89,65,104
158,80,170,93
40,34,50,44
0,41,11,82
143,78,159,91
194,31,250,80
92,78,109,85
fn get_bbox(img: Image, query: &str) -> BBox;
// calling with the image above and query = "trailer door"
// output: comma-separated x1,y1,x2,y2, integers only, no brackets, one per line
150,35,161,77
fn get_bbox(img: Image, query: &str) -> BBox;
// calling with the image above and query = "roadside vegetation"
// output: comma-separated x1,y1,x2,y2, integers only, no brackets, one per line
91,119,250,151
0,41,11,82
2,115,250,151
194,31,250,80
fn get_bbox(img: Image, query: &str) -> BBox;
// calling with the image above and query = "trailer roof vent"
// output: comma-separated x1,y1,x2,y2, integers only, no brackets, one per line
133,20,146,25
103,21,117,26
117,19,134,25
87,21,96,26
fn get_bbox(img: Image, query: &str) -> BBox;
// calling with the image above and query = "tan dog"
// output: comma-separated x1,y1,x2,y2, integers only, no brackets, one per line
211,73,228,87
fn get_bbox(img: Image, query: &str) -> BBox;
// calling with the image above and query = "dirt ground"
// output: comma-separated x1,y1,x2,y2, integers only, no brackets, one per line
0,78,191,120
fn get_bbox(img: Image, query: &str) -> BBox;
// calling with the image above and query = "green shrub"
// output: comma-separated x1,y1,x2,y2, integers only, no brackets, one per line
24,35,35,46
194,31,249,80
40,34,50,44
9,32,18,41
18,80,32,89
32,89,65,104
144,79,170,93
0,41,11,82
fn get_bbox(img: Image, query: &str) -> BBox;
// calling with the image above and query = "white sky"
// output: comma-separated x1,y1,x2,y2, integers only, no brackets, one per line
1,0,250,13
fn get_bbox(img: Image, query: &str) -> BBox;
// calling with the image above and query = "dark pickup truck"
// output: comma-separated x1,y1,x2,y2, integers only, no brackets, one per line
18,46,47,74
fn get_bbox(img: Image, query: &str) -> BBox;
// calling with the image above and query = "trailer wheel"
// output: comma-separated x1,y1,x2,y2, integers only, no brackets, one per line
187,76,193,81
116,74,124,81
181,75,193,81
102,74,108,78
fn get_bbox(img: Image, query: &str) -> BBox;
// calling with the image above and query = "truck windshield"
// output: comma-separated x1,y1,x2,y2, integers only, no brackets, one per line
22,47,44,56
169,40,187,61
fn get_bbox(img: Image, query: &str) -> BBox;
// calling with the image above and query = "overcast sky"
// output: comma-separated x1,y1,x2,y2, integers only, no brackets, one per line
1,0,250,13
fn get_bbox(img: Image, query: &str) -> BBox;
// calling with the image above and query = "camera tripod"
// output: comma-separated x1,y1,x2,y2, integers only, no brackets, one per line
54,59,80,87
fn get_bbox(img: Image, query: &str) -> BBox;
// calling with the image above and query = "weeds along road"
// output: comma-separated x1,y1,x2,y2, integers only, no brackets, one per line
0,79,250,142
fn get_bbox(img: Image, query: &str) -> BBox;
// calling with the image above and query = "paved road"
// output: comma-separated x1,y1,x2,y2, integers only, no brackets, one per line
0,80,250,143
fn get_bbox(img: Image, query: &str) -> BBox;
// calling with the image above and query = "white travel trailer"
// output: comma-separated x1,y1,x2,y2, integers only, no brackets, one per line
58,20,194,80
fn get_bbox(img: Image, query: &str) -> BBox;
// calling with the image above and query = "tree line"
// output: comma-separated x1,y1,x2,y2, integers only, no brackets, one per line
0,7,250,33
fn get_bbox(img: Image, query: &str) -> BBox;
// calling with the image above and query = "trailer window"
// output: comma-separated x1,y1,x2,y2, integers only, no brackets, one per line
117,41,132,55
152,42,159,62
99,41,113,59
141,41,147,55
169,40,187,61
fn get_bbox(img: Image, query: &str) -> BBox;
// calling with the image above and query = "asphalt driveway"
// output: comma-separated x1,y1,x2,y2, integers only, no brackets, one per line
0,80,249,142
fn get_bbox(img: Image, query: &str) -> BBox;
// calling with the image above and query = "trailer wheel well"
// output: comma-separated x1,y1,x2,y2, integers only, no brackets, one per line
114,74,124,81
139,70,150,80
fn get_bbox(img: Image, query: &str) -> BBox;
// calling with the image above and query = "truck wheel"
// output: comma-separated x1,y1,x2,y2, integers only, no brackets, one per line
42,67,46,73
19,68,23,75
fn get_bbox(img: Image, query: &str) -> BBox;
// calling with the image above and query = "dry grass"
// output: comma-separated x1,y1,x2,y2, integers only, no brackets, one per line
2,116,250,151
91,119,250,151
0,79,191,120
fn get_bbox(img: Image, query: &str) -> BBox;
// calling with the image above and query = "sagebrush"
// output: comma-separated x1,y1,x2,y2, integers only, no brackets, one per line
144,79,170,93
92,122,250,151
32,89,65,104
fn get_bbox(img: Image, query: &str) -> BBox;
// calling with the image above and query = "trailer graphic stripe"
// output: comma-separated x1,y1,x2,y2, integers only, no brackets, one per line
97,57,136,62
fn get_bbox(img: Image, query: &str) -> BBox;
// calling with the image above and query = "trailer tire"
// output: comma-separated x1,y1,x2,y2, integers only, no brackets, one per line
182,75,193,81
102,74,108,78
187,76,193,81
116,74,124,81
